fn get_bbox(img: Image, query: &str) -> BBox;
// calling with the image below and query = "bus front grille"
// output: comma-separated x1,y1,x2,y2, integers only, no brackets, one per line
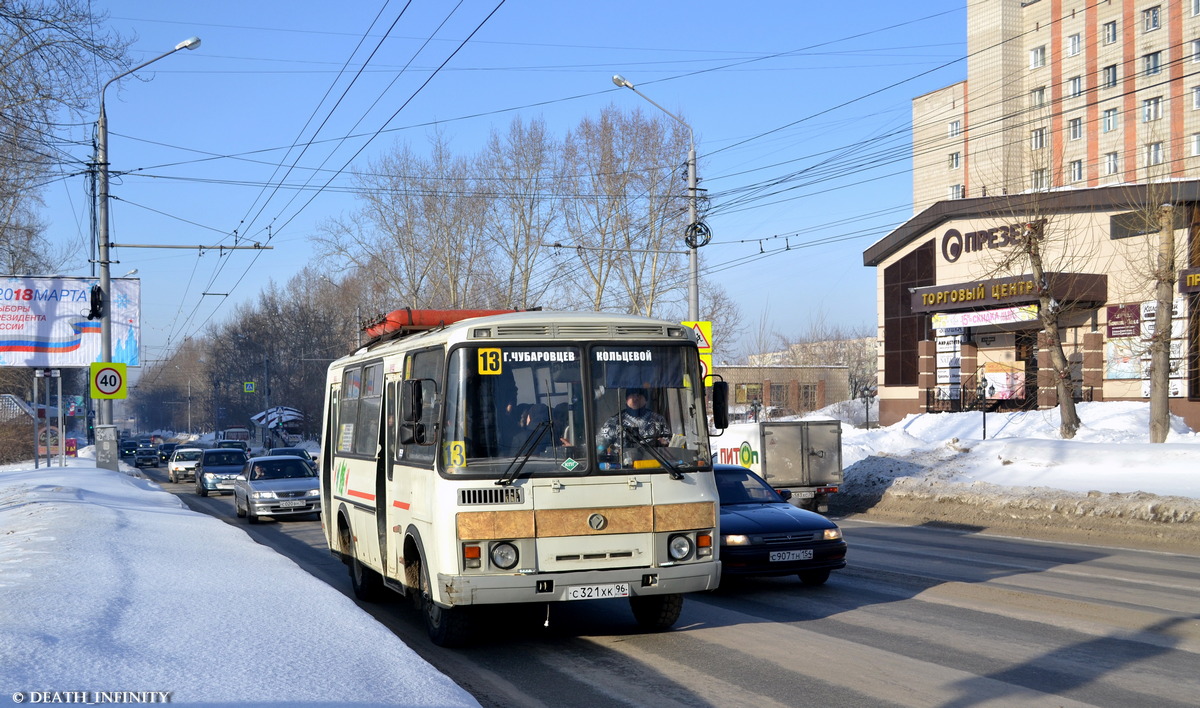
459,487,525,505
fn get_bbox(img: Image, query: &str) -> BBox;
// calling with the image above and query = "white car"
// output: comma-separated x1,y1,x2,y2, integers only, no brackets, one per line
166,447,203,483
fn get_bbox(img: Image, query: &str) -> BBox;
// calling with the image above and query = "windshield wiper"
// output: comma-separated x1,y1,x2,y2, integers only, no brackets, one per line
496,420,551,487
623,427,684,480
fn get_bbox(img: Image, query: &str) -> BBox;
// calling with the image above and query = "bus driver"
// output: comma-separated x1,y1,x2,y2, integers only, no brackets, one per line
596,387,670,452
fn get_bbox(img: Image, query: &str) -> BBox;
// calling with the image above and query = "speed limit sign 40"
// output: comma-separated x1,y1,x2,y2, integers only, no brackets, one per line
90,362,128,399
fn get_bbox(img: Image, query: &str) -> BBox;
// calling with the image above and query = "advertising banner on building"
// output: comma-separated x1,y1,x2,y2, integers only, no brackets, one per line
931,304,1038,330
983,361,1026,400
0,276,140,368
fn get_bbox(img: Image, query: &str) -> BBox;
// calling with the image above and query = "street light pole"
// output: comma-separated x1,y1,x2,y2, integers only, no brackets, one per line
612,74,706,321
95,36,201,428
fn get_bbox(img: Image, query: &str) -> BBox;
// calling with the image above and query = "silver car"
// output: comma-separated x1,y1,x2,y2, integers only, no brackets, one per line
232,455,321,523
166,447,203,483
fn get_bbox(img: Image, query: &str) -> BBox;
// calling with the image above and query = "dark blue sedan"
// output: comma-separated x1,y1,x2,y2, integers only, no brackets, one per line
715,464,847,585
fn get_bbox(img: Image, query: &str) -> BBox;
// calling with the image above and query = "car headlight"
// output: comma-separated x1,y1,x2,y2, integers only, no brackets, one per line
251,490,277,500
668,534,694,561
490,542,519,570
306,489,320,497
203,472,215,481
823,528,842,541
722,534,751,546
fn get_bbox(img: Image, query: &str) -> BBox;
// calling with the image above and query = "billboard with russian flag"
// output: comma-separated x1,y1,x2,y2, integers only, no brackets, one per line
0,276,140,368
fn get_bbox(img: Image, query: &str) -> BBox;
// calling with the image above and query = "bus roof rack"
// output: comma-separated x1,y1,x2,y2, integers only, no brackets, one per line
362,308,541,345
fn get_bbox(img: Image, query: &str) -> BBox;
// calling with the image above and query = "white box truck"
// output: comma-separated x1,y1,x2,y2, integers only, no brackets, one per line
712,419,842,513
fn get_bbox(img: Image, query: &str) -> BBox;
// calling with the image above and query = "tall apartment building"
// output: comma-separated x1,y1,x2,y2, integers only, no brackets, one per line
865,0,1200,428
914,0,1200,213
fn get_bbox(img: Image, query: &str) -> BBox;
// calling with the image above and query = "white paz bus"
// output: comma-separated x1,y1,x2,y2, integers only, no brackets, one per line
320,309,729,645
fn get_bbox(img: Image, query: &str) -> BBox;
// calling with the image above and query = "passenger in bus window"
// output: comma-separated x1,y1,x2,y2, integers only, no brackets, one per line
596,388,670,452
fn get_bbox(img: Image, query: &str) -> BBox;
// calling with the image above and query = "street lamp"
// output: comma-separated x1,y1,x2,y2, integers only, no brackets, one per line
611,74,708,321
95,36,201,428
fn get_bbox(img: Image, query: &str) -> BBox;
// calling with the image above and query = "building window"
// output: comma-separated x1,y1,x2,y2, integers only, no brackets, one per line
1146,142,1164,166
1194,0,1200,17
1103,108,1119,132
1067,33,1082,57
1030,86,1046,107
1069,160,1084,182
948,184,964,200
1105,152,1120,175
1103,64,1118,88
1030,45,1047,69
948,152,960,169
1192,134,1200,156
1194,86,1200,109
948,120,961,137
1068,76,1083,98
1068,117,1083,140
1031,127,1046,150
1144,5,1161,32
1143,96,1163,122
1031,168,1049,189
1144,51,1162,75
1193,39,1200,62
883,242,934,387
799,384,819,412
1104,20,1118,44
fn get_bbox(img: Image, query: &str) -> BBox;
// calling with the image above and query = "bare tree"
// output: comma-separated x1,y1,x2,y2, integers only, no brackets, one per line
315,133,489,310
0,1,130,275
559,106,691,315
480,117,561,309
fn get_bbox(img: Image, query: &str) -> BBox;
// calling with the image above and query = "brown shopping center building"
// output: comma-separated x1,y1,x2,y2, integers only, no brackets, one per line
865,1,1200,429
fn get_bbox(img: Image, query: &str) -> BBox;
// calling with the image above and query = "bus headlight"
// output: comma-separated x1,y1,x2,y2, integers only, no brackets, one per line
490,542,519,570
668,534,693,561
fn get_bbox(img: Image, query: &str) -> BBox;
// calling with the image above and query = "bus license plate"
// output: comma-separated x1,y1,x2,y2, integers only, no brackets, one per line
278,500,306,508
565,583,630,600
770,550,813,562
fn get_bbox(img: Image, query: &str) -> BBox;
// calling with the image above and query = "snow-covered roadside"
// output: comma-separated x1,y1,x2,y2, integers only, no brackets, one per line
0,458,478,708
821,401,1200,548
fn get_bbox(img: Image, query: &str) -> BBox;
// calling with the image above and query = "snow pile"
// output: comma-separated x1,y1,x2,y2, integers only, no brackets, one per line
812,401,1200,526
0,460,478,708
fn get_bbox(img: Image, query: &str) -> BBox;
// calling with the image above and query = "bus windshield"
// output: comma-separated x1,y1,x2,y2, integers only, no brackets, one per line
441,344,709,477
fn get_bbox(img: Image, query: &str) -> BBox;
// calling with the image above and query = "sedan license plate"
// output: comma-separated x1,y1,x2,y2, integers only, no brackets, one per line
770,549,814,562
565,583,630,600
278,500,306,508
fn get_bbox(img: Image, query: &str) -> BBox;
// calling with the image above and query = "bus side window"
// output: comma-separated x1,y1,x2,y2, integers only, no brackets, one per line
399,347,444,465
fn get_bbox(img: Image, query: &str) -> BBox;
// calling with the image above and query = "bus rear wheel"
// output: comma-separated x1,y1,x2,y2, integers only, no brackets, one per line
630,593,683,632
418,556,471,647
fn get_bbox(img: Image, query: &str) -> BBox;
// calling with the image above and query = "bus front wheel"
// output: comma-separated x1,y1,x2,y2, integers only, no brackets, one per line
630,593,683,632
417,556,471,647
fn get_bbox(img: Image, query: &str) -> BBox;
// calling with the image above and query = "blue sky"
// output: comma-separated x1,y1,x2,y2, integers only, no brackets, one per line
42,1,968,365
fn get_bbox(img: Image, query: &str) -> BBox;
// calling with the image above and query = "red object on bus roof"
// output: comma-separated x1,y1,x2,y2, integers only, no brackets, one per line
363,308,519,340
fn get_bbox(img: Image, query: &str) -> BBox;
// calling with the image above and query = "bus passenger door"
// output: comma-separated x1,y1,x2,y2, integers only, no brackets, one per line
384,377,407,579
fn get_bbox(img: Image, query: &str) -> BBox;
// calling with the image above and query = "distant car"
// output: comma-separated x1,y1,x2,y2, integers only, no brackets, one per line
216,440,250,453
715,464,847,586
119,440,138,458
267,447,317,471
233,455,322,523
134,443,159,468
194,448,249,497
166,447,203,483
157,442,178,462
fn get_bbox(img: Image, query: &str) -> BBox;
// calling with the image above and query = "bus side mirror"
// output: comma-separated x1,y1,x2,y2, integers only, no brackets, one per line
711,381,729,430
401,379,424,423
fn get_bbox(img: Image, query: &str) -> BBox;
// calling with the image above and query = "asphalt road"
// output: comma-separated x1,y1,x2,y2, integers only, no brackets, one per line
143,463,1200,707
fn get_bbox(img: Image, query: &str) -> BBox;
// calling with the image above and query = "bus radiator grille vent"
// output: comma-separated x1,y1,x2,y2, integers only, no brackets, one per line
553,324,611,338
556,551,635,562
494,325,552,338
459,487,525,505
613,324,667,337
